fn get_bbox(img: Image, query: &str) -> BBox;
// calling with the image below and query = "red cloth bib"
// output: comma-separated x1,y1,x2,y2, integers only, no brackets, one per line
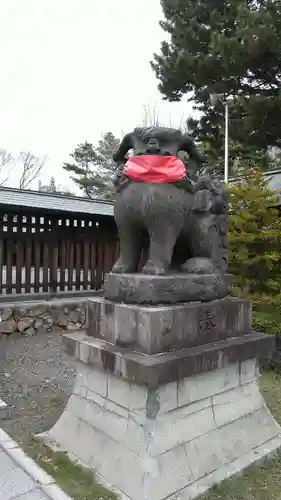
124,155,186,183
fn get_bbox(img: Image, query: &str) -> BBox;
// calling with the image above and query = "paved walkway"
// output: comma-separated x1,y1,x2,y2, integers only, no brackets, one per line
0,428,72,500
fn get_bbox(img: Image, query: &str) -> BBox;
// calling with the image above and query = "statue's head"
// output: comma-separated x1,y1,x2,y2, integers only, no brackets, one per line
132,127,184,156
133,126,182,144
113,125,205,169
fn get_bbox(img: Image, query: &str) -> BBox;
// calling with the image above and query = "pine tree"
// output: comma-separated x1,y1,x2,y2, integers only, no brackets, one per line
63,132,120,199
152,1,281,153
38,176,74,195
187,115,271,178
228,166,281,302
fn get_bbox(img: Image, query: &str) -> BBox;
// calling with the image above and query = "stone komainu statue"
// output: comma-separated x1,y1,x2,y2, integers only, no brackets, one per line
111,126,228,276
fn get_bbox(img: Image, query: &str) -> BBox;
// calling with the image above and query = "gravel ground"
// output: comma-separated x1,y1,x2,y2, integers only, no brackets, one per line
0,330,76,442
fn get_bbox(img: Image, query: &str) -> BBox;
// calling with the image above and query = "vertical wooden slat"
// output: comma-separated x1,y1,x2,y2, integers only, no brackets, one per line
59,218,66,291
50,215,58,293
75,237,81,290
34,242,41,293
43,246,49,293
101,228,107,282
90,230,97,290
15,241,23,294
34,216,41,293
65,240,69,289
6,213,13,294
68,243,74,291
42,214,49,292
83,226,90,290
25,215,32,293
51,245,58,293
15,215,23,294
103,242,109,276
65,239,69,290
104,230,112,274
105,223,118,274
96,226,103,289
67,218,74,290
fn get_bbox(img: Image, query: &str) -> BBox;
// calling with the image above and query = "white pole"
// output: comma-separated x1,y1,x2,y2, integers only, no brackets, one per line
224,101,229,184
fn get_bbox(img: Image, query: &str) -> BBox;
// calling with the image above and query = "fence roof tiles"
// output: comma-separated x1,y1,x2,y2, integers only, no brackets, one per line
230,168,281,192
0,186,114,217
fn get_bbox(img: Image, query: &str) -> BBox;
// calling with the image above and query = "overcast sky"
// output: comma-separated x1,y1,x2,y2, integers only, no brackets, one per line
0,0,194,191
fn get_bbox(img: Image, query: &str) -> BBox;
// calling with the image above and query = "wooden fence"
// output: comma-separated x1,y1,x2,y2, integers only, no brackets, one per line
0,208,119,295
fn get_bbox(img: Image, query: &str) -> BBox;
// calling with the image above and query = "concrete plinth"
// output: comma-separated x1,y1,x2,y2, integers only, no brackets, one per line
41,359,281,500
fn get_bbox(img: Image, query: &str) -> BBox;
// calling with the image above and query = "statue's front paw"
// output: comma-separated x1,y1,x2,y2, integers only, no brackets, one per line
111,259,136,274
142,261,167,275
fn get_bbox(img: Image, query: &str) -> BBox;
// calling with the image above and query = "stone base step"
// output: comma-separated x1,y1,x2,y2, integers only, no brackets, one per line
104,272,231,304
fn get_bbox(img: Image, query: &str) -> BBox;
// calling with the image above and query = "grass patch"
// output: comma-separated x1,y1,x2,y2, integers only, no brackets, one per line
201,455,281,500
20,436,116,500
20,370,281,500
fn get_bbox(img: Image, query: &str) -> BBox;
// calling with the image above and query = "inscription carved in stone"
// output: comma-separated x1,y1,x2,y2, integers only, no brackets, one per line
199,306,216,335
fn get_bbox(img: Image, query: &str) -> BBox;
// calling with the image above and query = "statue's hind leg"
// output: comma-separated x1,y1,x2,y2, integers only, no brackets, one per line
112,223,142,274
182,213,217,273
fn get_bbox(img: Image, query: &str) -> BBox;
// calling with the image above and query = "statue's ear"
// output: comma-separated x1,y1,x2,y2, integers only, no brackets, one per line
113,133,134,163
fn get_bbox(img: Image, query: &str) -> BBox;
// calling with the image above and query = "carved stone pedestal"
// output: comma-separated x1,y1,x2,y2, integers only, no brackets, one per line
104,272,230,304
86,295,251,353
39,287,280,500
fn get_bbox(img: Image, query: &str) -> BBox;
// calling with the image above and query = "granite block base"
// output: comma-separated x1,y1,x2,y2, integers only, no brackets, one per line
40,359,281,500
42,285,278,499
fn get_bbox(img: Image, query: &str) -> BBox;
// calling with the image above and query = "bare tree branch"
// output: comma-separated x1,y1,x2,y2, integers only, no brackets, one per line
139,102,161,127
18,151,47,189
0,149,13,166
0,149,15,186
138,102,188,132
38,176,74,195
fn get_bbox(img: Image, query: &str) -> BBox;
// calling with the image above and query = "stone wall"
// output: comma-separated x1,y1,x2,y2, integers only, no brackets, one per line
0,298,90,337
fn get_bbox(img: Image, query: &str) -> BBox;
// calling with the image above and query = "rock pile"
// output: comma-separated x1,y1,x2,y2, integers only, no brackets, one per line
0,301,87,336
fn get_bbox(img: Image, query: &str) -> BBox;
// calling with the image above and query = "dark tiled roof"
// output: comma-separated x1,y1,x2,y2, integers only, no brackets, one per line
230,168,281,192
0,186,114,216
266,169,281,191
